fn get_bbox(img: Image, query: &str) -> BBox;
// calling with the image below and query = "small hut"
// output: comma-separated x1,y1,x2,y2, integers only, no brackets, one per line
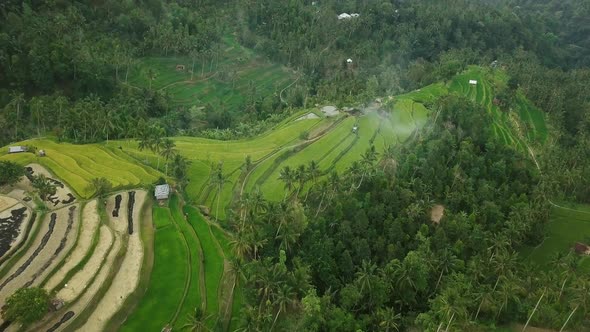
574,242,590,255
469,80,478,85
431,205,445,224
38,149,46,157
154,184,170,200
8,146,27,154
175,64,185,71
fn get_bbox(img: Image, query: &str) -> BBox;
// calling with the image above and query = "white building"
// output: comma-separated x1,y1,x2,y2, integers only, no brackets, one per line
338,13,352,20
8,146,27,154
469,80,478,85
154,184,170,200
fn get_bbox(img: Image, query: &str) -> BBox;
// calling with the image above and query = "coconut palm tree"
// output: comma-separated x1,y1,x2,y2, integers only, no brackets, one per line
210,162,229,222
495,276,524,320
307,161,321,184
355,260,377,294
560,277,590,332
278,166,295,199
270,284,295,331
294,164,307,197
377,307,401,332
9,92,25,139
160,138,177,175
181,307,213,332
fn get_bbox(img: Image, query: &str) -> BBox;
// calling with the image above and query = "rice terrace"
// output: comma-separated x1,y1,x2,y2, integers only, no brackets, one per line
2,59,584,331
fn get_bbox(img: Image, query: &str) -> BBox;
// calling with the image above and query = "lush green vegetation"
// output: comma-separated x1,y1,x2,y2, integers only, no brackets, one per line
121,207,187,332
0,140,162,197
522,204,590,270
2,0,590,331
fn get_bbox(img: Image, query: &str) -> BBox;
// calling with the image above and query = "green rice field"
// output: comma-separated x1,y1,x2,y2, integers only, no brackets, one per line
126,35,295,111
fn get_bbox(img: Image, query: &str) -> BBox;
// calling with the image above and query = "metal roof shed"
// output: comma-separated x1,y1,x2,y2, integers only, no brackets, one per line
154,184,170,200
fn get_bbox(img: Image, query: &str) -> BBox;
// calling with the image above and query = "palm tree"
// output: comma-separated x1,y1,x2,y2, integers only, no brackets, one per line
434,248,463,292
495,276,524,320
29,96,44,138
381,144,397,173
270,284,295,331
102,107,117,143
490,249,518,291
522,288,546,332
377,307,401,332
230,231,253,259
149,126,165,170
307,161,321,184
560,277,590,332
294,164,307,197
9,92,25,139
355,260,377,294
275,219,300,253
181,307,213,332
146,68,157,90
210,162,229,222
278,166,295,199
160,138,177,175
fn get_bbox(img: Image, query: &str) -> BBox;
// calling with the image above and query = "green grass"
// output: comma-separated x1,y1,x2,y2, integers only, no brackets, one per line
126,35,295,110
184,206,225,322
0,139,161,198
121,209,187,331
153,206,172,229
521,203,590,270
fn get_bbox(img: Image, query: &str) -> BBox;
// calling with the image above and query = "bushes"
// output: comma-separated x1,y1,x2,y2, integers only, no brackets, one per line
1,287,50,325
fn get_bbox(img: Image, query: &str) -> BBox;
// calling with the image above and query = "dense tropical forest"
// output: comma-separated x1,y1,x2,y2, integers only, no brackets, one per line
1,0,590,331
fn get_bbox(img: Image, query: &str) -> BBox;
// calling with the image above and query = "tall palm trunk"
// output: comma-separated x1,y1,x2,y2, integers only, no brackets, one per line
270,308,282,332
215,184,221,222
522,290,545,332
559,305,578,332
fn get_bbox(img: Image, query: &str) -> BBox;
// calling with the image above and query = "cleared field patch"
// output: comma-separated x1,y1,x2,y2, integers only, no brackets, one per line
55,225,113,302
0,204,79,310
522,203,590,269
44,200,101,292
0,140,161,198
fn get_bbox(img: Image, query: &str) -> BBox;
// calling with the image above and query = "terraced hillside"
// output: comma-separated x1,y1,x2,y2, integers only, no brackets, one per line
0,140,163,198
122,195,237,331
126,35,295,110
112,66,547,221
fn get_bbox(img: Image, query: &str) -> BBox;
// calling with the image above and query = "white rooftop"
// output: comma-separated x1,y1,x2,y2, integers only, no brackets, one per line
8,146,27,153
469,80,478,85
154,184,170,198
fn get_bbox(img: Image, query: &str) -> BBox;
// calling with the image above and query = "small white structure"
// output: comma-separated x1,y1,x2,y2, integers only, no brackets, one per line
321,105,340,117
154,184,170,200
469,80,478,85
38,149,46,157
338,13,360,20
8,146,27,154
347,58,353,64
352,126,358,133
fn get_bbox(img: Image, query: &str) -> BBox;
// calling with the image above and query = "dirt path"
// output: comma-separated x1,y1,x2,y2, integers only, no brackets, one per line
239,116,347,196
45,200,100,291
78,190,146,332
